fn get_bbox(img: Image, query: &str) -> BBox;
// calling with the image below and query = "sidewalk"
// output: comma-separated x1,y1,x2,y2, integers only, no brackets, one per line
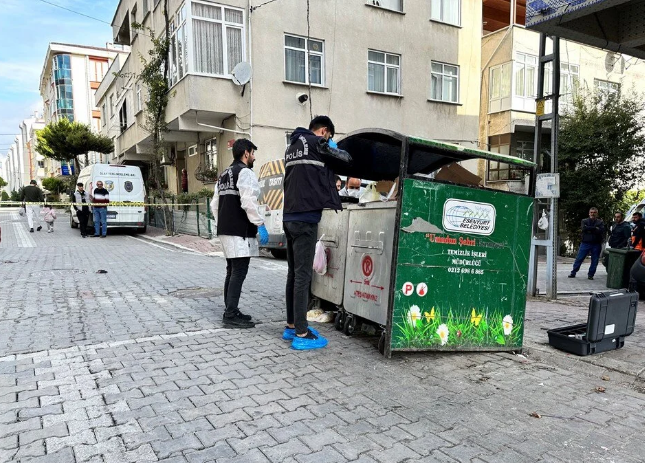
141,226,224,256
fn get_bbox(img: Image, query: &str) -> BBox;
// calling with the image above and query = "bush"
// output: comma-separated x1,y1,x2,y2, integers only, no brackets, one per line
0,190,9,207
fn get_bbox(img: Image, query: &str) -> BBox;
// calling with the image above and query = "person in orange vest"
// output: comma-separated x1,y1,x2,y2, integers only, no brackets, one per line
630,212,645,251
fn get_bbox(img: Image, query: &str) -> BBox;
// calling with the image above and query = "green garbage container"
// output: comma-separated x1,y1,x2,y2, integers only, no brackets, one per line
606,248,642,289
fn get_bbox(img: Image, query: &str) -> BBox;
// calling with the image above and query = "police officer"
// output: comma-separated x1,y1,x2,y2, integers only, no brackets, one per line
211,139,269,329
282,116,352,349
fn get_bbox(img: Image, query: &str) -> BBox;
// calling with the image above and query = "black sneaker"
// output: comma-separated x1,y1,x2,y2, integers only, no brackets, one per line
234,310,252,321
568,274,576,278
222,314,255,329
29,228,34,233
588,276,594,280
36,226,42,231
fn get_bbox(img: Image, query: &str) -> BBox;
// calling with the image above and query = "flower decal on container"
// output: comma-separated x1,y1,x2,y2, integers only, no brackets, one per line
408,305,422,326
470,309,483,327
502,315,513,335
437,324,449,346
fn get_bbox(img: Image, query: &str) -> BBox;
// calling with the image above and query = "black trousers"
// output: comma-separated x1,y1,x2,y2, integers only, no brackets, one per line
284,221,318,335
224,257,250,317
76,210,90,236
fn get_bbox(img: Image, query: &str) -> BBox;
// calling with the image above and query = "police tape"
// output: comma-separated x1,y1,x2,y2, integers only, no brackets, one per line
0,201,203,207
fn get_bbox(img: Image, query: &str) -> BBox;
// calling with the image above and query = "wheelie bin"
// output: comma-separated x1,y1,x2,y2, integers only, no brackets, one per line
310,129,536,357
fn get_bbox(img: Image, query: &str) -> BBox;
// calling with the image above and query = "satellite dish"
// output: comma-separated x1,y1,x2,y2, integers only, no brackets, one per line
604,52,619,73
231,62,252,86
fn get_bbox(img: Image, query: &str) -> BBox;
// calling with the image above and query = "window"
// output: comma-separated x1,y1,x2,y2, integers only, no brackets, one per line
188,144,198,156
53,54,74,121
169,4,188,86
487,135,530,181
131,4,138,40
368,50,400,94
514,53,537,98
489,62,511,113
430,62,459,103
101,103,106,126
430,0,460,26
89,59,108,83
367,0,403,12
544,62,579,107
143,0,149,16
109,94,114,118
136,84,142,112
191,2,244,78
284,35,324,85
119,99,128,133
595,79,620,96
205,138,217,169
93,117,101,133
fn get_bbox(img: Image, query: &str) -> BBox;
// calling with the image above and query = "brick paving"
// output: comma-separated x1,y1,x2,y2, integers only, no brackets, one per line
1,208,644,462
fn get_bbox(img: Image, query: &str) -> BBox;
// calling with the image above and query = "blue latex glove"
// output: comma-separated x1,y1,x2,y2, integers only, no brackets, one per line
328,138,338,149
257,224,269,245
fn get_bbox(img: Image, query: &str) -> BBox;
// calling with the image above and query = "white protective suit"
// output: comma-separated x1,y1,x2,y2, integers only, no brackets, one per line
210,168,264,258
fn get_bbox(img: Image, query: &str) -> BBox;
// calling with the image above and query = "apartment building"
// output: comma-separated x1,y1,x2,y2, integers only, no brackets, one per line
1,114,45,193
479,0,645,193
103,0,483,194
38,42,129,176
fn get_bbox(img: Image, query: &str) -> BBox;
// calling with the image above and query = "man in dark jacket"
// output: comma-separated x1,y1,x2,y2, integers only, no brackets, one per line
630,211,645,251
569,207,606,280
602,212,632,266
20,180,44,232
282,116,352,350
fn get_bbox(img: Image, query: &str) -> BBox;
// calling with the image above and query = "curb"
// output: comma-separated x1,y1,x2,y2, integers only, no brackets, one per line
134,232,224,257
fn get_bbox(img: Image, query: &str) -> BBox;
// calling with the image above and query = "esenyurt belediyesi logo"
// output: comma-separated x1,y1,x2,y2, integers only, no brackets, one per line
442,199,496,236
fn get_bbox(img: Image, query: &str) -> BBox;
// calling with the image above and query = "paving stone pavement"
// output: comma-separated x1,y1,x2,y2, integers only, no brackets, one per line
1,208,645,463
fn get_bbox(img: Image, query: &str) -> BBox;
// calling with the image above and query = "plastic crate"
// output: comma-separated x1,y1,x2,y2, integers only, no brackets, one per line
547,324,625,356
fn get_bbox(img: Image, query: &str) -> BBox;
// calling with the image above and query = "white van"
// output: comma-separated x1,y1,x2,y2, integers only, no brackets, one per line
257,158,286,258
70,164,147,233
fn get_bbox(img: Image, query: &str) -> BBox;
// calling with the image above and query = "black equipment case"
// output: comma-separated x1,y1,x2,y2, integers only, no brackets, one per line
547,290,638,356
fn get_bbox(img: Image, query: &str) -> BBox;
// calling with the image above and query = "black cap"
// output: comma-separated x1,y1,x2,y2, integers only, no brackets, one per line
77,182,84,187
30,180,37,185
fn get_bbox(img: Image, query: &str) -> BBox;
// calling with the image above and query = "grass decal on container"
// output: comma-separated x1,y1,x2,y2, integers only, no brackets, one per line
394,304,523,349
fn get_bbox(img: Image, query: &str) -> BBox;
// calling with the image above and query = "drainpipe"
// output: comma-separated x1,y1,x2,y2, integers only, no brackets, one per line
248,0,254,139
194,115,250,136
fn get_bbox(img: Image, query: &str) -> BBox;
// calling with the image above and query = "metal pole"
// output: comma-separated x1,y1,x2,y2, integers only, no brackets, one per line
547,37,561,300
196,201,200,237
206,197,212,239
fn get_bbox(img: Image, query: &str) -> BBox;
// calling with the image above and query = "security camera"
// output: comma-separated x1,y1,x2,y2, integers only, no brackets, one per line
297,93,309,105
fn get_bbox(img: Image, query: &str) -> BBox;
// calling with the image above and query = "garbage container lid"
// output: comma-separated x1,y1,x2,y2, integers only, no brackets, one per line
335,129,535,181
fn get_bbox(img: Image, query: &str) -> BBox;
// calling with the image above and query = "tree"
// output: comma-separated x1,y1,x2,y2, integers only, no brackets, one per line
0,176,7,189
559,91,645,249
42,177,65,195
35,118,114,169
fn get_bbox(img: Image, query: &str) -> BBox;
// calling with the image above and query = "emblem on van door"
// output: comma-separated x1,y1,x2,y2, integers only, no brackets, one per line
442,199,496,236
124,181,133,192
104,180,115,192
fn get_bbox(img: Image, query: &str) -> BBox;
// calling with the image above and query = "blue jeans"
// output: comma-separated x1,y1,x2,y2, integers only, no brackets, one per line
93,208,108,236
571,242,601,277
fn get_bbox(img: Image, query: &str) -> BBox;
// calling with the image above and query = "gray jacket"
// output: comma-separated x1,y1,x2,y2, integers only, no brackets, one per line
71,190,91,212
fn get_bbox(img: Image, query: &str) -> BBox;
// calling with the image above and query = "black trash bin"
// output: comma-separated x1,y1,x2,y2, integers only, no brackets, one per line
606,248,641,289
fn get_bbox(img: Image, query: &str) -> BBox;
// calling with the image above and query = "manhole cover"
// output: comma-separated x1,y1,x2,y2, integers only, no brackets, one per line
169,287,223,299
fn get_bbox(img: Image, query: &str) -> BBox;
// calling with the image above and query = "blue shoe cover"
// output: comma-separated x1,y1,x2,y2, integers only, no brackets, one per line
282,327,319,340
291,333,328,350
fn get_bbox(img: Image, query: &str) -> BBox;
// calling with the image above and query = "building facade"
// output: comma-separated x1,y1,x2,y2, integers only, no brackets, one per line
103,0,483,194
479,3,645,193
38,42,129,176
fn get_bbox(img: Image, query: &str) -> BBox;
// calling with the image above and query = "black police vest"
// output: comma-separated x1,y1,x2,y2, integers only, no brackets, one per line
217,161,258,238
283,132,342,214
